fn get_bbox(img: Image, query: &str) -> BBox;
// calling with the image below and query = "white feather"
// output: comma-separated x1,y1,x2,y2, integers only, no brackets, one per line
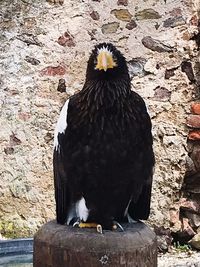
124,197,132,216
97,46,113,56
67,203,76,225
76,197,89,222
54,99,69,150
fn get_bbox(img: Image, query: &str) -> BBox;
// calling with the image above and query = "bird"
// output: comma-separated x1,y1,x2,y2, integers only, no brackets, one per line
53,42,155,232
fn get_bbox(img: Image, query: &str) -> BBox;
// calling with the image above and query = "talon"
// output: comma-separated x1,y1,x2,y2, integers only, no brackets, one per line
97,224,103,234
112,224,117,230
73,221,80,227
113,221,124,232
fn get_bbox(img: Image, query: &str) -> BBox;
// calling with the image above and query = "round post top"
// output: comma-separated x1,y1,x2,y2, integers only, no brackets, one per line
34,220,157,267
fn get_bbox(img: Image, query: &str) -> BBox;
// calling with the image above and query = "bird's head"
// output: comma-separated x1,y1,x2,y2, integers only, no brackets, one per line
86,43,129,81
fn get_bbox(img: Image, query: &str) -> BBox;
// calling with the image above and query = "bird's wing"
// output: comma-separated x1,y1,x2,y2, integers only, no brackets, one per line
53,99,71,224
128,91,155,220
128,167,154,220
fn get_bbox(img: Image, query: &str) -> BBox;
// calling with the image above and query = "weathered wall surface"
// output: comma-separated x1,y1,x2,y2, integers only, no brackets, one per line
0,0,199,237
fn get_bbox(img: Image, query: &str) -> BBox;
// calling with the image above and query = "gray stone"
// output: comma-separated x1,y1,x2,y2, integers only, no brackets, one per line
142,36,174,52
181,61,196,83
184,211,200,228
183,173,200,194
189,232,200,250
163,16,186,28
117,0,128,6
125,20,137,30
102,22,119,34
165,67,178,79
190,145,200,172
4,147,14,155
135,8,162,20
25,56,40,65
9,181,29,199
111,9,132,22
153,86,171,101
127,58,148,78
185,156,197,177
16,33,43,46
57,79,66,93
10,133,21,146
46,0,64,4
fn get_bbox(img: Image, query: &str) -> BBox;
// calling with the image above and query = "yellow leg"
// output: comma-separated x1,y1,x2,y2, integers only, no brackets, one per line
76,222,123,232
78,222,103,234
79,222,98,228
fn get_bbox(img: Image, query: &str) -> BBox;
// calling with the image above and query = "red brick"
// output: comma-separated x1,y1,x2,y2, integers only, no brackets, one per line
180,198,200,213
57,35,67,46
186,115,200,128
188,130,200,140
90,11,100,20
182,218,196,237
190,15,199,26
40,66,66,76
191,103,200,115
57,31,75,47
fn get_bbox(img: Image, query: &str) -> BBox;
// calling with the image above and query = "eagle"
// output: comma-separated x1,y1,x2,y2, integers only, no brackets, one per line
53,43,155,232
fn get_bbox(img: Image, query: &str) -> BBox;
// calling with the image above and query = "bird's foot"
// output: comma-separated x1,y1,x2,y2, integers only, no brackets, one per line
112,221,124,232
73,220,123,233
73,221,103,234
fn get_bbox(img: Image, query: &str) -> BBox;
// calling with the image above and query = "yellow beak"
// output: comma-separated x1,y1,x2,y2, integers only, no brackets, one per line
95,51,117,71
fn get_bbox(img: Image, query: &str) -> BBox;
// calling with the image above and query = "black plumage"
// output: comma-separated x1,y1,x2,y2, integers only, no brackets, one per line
53,43,155,230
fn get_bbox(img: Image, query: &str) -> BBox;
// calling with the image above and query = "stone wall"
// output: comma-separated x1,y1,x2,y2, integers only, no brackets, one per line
0,0,199,237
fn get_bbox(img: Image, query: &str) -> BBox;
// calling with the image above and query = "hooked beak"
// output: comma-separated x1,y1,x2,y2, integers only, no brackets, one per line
95,51,117,72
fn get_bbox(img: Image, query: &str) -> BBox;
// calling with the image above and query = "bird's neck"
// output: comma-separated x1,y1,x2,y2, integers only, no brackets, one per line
81,78,131,109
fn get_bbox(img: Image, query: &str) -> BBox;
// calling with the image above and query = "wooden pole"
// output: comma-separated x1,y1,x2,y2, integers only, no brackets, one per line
33,220,157,267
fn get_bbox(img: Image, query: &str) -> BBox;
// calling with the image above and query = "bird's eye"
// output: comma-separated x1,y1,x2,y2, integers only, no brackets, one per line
94,59,97,65
113,56,117,64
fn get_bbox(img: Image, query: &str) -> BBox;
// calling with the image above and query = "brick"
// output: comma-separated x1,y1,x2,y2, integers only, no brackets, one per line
190,15,199,26
191,103,200,115
182,218,196,237
57,31,75,47
186,115,200,128
126,20,137,30
40,66,66,76
90,11,100,20
57,35,67,46
188,130,200,140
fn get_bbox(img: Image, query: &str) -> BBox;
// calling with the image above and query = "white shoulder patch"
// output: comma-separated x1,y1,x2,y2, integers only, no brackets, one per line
54,99,69,150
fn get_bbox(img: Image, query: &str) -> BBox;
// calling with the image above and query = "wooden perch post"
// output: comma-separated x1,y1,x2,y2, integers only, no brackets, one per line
33,220,157,267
